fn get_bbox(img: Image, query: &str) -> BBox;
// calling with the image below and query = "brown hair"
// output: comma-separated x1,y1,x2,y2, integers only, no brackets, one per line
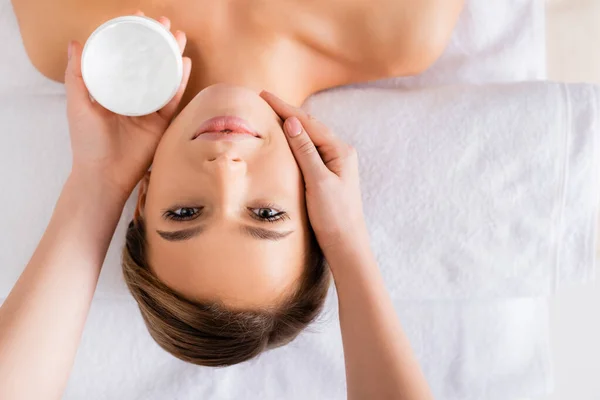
122,218,330,367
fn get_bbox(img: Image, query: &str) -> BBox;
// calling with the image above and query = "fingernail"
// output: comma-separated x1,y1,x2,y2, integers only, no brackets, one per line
285,117,302,137
67,41,73,60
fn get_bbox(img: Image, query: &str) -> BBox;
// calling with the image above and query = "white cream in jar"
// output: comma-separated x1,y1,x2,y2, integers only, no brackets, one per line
81,16,183,116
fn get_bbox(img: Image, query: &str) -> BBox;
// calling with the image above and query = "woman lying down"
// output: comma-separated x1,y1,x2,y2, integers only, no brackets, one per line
0,1,465,398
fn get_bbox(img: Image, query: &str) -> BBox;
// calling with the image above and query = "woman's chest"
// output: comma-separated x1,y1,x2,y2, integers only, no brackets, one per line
11,0,354,89
11,0,263,79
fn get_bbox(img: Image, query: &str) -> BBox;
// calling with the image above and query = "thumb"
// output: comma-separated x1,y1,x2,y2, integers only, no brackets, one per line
284,117,328,181
65,40,94,110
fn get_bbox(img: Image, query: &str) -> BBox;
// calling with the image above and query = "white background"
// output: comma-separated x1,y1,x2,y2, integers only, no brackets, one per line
542,1,600,399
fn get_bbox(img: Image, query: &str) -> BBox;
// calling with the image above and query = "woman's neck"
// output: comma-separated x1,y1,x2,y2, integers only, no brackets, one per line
178,24,324,110
189,70,314,109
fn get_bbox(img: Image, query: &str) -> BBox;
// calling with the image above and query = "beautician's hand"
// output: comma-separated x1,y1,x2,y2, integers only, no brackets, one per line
260,91,369,252
65,11,192,199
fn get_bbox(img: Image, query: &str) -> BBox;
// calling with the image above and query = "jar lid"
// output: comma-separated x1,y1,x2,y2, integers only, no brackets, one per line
81,16,183,116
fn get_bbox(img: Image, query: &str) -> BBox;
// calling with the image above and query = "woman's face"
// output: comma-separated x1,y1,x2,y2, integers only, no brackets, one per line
140,83,310,309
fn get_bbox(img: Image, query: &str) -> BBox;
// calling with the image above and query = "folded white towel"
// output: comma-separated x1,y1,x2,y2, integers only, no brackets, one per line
16,293,542,400
1,86,597,301
3,82,595,301
303,82,600,299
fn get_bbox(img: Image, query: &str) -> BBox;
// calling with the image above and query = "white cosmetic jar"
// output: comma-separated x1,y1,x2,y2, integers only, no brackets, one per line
81,16,183,116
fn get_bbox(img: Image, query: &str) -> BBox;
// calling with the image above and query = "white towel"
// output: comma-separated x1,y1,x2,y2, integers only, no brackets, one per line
0,293,539,400
303,82,600,300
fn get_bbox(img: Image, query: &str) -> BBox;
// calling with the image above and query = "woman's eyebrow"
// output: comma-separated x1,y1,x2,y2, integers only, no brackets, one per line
240,225,294,241
155,225,293,242
156,226,205,241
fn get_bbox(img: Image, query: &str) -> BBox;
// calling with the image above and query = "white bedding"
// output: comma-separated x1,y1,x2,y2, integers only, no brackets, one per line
0,1,564,399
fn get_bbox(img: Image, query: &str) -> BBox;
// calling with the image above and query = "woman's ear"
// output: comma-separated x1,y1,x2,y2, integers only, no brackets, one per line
134,172,151,222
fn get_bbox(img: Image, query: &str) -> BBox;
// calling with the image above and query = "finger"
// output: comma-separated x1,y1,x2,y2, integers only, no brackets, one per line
157,16,171,31
260,90,338,147
261,90,351,169
283,117,329,180
174,30,187,54
65,40,95,112
158,57,192,121
133,10,145,16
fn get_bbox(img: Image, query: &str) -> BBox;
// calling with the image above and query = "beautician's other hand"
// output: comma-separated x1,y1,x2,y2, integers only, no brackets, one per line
260,91,369,253
65,11,192,199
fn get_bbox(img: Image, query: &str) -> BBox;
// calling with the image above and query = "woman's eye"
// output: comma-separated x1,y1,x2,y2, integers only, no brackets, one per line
250,207,287,222
164,207,201,221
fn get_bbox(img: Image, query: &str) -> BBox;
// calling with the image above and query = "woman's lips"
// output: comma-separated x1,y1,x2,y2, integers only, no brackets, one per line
192,116,261,140
195,132,257,141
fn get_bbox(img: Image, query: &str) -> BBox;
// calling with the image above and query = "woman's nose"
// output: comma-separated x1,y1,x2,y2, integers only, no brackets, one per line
205,153,247,175
205,154,247,210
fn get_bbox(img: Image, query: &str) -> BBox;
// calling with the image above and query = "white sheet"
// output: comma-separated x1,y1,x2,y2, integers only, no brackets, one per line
0,0,559,399
45,294,549,400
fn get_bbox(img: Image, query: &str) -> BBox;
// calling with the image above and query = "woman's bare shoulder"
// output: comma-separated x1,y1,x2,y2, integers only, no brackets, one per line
11,0,74,82
284,0,465,86
10,0,136,83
